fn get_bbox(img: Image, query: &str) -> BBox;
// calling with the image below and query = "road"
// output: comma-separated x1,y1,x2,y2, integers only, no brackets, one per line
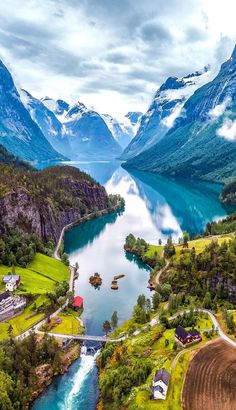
37,308,236,347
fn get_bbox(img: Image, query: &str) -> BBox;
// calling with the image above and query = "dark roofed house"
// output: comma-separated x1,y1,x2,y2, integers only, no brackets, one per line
175,325,201,345
0,291,10,304
72,296,83,311
188,328,202,341
152,368,170,400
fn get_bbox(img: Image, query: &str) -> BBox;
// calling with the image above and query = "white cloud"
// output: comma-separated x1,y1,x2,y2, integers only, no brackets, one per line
161,104,183,129
0,0,235,116
208,97,232,119
217,118,236,141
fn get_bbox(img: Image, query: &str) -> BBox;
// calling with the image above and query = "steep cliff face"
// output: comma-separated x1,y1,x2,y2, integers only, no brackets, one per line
0,165,110,243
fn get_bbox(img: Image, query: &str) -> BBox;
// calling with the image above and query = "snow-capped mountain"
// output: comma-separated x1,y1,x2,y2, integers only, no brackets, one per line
21,90,71,157
101,113,137,149
122,66,212,160
41,97,70,122
0,60,64,162
125,45,236,182
125,112,142,127
63,102,122,160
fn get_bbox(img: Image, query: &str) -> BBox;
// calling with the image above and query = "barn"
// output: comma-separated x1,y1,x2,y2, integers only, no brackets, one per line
72,296,84,311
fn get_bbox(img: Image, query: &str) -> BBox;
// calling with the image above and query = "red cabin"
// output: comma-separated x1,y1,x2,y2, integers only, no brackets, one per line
175,325,201,345
72,296,84,310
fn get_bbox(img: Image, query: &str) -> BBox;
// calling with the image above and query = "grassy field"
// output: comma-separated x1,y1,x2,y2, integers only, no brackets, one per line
0,253,69,295
144,235,233,262
49,311,84,335
0,254,69,340
28,253,69,282
174,235,233,257
0,298,45,341
145,245,163,258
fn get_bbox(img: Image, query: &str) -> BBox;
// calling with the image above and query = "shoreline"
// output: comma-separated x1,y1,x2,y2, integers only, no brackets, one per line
53,203,124,260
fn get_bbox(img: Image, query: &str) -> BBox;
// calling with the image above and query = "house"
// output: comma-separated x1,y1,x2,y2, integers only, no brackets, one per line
152,368,170,400
175,325,202,345
72,296,83,311
0,291,11,309
3,275,20,285
3,275,20,292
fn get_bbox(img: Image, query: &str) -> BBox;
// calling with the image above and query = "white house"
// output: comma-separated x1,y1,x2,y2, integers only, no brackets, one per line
152,368,170,400
6,278,18,292
4,275,20,292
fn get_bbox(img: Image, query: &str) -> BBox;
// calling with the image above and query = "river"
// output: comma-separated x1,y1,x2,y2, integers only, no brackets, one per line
32,161,234,410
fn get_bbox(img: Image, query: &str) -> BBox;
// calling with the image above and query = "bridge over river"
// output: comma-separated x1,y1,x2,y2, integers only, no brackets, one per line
36,330,125,343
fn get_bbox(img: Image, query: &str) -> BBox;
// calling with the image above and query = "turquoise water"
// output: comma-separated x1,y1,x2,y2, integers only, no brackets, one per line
32,162,234,410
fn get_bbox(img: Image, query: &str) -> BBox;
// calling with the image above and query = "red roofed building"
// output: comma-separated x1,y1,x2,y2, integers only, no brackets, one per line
72,296,83,311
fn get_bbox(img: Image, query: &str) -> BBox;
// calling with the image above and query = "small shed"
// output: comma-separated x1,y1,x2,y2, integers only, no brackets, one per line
72,296,84,310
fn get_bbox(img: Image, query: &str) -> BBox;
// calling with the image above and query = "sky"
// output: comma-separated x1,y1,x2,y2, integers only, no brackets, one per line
0,0,235,118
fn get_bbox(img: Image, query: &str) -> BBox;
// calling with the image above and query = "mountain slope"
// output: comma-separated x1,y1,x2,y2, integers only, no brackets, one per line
0,164,118,243
122,67,211,160
124,45,236,182
0,60,64,162
21,90,71,157
101,113,136,149
64,102,122,160
0,143,33,171
41,96,70,122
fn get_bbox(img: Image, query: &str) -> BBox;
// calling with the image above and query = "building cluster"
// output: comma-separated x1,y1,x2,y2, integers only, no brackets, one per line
152,326,202,400
0,274,26,321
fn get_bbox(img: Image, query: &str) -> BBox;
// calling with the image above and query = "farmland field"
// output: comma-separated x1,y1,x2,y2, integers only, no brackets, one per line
182,339,236,410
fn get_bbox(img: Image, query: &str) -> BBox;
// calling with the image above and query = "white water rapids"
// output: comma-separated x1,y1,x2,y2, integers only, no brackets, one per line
62,349,100,410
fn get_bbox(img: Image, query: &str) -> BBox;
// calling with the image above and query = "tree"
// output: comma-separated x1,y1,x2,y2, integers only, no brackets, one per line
58,296,66,307
111,311,118,329
137,294,146,308
133,305,147,324
8,325,13,338
103,320,111,336
158,238,162,245
203,291,212,309
61,253,69,266
152,292,161,310
183,231,190,248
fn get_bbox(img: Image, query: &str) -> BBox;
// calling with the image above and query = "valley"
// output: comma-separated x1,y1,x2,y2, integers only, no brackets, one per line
0,13,236,409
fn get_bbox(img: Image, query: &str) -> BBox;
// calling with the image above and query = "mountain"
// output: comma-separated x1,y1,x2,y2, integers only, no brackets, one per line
0,143,33,171
0,61,65,162
21,90,71,157
41,96,70,122
101,113,137,149
122,67,211,160
125,111,142,127
0,164,119,243
63,102,122,160
124,45,236,182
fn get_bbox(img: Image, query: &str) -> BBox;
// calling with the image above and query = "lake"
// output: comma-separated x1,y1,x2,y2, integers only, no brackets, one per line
32,161,233,410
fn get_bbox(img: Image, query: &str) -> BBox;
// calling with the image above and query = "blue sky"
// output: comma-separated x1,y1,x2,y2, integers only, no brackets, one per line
0,0,235,117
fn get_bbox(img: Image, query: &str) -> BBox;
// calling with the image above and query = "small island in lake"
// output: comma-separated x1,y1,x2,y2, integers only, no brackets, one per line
89,272,102,288
111,280,119,290
114,273,125,280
